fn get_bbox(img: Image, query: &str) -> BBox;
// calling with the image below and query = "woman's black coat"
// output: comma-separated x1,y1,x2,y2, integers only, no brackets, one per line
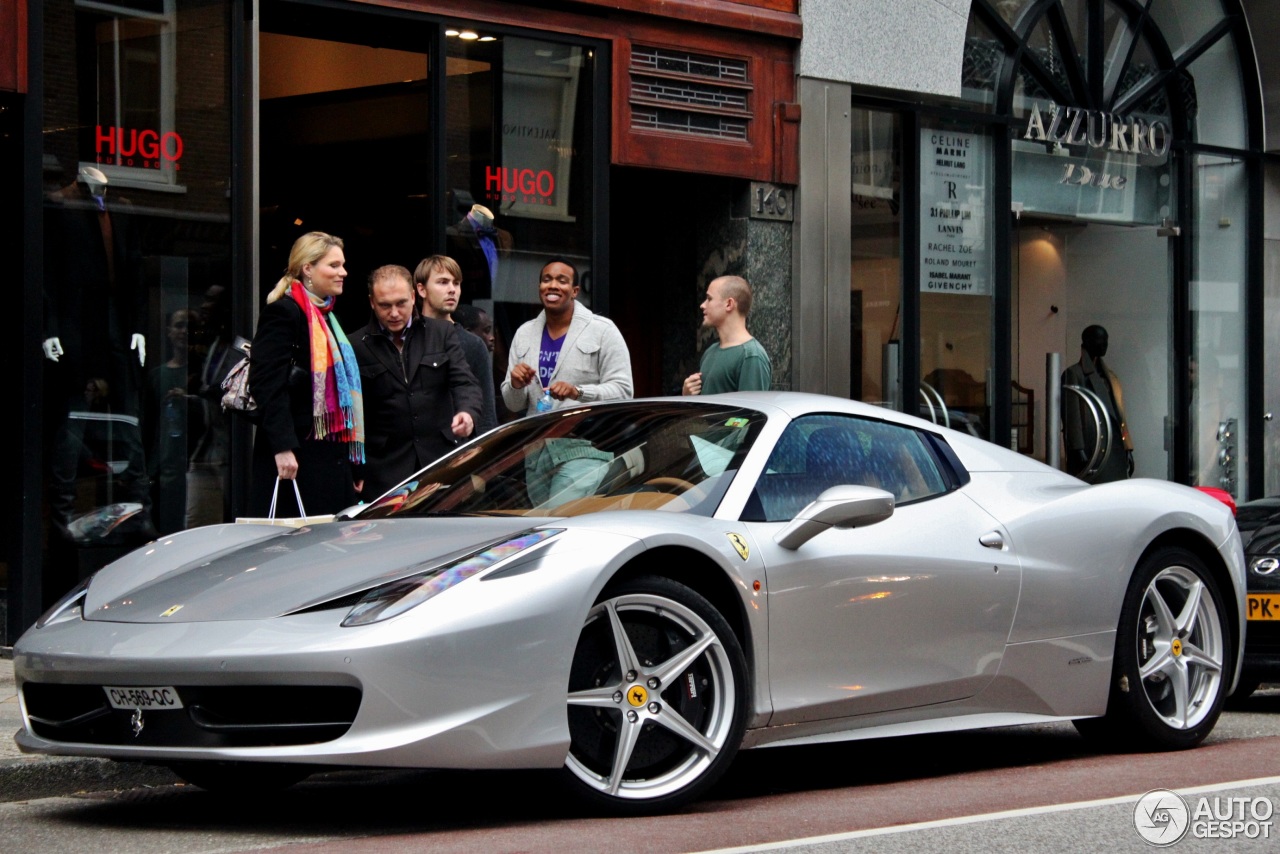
247,297,357,517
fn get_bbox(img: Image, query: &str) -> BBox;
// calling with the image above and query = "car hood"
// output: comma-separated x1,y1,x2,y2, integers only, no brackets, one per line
83,517,549,623
1236,497,1280,553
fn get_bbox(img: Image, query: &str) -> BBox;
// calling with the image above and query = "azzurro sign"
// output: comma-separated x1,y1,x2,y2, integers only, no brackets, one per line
1023,102,1171,157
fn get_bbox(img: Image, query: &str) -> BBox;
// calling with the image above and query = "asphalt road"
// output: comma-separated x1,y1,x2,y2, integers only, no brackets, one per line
3,688,1278,854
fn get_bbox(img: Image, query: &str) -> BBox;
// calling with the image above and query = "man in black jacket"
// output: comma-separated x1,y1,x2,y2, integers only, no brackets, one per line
414,255,499,434
352,265,482,500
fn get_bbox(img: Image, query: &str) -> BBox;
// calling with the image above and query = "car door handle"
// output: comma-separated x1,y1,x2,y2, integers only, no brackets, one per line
979,531,1004,550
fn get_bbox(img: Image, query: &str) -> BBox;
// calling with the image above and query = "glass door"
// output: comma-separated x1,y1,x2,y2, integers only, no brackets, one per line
1015,217,1173,480
259,3,435,332
918,119,994,442
850,108,902,408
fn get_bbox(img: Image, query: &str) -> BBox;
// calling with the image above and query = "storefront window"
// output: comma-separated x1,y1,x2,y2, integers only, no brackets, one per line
257,3,434,333
850,109,901,406
1150,0,1230,59
999,0,1192,482
444,28,595,351
1265,161,1280,496
1185,33,1247,150
1191,153,1248,496
76,0,181,191
919,120,995,441
991,0,1038,29
42,0,231,593
959,14,1000,111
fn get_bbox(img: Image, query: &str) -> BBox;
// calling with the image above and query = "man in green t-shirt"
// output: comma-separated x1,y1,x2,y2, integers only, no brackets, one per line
682,275,772,396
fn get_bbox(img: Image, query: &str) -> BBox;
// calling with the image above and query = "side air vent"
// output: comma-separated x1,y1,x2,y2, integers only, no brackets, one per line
629,45,752,141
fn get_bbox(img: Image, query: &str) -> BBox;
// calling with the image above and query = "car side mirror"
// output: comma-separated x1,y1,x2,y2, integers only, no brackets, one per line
774,485,895,550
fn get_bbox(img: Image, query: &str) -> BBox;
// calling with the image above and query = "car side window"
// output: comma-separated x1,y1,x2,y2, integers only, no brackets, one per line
744,415,950,522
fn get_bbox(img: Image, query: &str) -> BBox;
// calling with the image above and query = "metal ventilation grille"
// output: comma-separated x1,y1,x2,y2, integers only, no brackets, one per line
632,46,748,81
632,78,748,112
632,107,748,140
630,45,752,141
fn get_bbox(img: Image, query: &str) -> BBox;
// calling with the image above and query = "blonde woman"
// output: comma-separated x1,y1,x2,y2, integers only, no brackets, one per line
248,231,365,516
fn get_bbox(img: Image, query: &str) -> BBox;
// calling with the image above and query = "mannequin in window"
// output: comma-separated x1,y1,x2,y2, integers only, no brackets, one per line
446,202,513,300
44,165,152,537
1061,324,1134,483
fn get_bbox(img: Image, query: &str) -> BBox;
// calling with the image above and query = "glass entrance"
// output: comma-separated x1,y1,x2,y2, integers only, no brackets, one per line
1014,216,1173,480
259,3,436,333
919,119,995,443
258,3,600,375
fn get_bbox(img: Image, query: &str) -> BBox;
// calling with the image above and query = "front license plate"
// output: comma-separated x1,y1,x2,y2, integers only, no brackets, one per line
103,686,184,710
1246,593,1279,621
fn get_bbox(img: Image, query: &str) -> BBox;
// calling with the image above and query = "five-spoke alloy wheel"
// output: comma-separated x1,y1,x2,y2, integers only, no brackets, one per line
563,575,746,813
1078,546,1231,750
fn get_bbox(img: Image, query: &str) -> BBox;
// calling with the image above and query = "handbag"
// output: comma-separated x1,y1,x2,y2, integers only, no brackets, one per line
221,338,306,424
220,338,260,422
236,477,334,527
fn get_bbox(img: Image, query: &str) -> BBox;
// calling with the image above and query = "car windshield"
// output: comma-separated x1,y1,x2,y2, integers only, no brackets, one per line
358,401,768,519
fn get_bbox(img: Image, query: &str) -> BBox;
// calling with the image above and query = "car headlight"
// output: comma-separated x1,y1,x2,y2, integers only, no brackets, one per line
341,529,562,627
35,576,93,629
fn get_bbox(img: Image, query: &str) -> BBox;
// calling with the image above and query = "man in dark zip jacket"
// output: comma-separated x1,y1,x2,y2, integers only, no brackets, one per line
352,265,482,501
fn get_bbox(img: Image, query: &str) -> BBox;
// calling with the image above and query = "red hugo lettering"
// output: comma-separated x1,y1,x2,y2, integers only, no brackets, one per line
96,126,184,167
485,166,555,198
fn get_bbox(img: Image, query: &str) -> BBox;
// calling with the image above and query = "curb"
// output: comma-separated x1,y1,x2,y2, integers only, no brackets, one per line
0,755,177,802
3,646,177,801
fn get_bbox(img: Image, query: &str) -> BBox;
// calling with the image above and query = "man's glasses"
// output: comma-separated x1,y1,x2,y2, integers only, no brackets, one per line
540,274,573,285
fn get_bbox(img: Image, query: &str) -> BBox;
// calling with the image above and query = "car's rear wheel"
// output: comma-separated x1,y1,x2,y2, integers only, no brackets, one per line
1076,546,1230,750
563,575,746,814
169,761,312,794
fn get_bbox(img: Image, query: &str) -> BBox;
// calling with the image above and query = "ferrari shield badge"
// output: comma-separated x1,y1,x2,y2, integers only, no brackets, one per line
726,532,749,561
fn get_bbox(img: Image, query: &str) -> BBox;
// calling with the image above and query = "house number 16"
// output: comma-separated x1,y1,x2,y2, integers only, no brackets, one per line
749,182,793,222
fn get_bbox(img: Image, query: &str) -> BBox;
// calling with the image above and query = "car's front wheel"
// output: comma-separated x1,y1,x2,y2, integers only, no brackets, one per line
563,575,747,814
1076,546,1230,749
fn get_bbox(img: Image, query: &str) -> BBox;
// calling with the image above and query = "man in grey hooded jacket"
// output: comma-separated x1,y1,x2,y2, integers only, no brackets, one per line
502,258,633,417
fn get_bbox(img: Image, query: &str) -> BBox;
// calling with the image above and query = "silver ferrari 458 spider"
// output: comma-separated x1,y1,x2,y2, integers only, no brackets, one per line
14,393,1246,813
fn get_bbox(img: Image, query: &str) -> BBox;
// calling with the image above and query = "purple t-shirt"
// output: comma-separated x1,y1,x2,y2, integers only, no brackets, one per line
539,327,566,389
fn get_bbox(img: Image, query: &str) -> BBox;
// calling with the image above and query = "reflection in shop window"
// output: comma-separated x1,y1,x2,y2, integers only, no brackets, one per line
446,28,595,369
77,0,183,191
497,38,582,224
849,108,902,408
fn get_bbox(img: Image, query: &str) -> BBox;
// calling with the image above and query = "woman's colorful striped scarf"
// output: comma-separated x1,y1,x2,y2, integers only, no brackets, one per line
289,281,365,463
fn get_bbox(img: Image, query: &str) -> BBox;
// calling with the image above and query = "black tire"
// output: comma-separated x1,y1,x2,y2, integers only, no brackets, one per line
562,575,747,814
1075,546,1230,750
169,761,312,794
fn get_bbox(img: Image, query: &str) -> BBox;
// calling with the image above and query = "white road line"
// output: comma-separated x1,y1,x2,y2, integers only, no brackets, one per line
695,776,1280,853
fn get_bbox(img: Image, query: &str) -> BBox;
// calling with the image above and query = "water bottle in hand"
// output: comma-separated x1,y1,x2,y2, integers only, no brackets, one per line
536,388,554,413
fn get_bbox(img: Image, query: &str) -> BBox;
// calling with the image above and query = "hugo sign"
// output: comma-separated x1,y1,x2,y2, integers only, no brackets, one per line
485,166,555,206
96,125,184,170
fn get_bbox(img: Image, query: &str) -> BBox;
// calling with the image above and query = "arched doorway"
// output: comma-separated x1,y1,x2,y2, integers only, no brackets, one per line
974,0,1255,494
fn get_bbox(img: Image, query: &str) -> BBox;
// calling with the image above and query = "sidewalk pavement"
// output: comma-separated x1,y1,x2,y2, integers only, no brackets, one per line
0,649,175,801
